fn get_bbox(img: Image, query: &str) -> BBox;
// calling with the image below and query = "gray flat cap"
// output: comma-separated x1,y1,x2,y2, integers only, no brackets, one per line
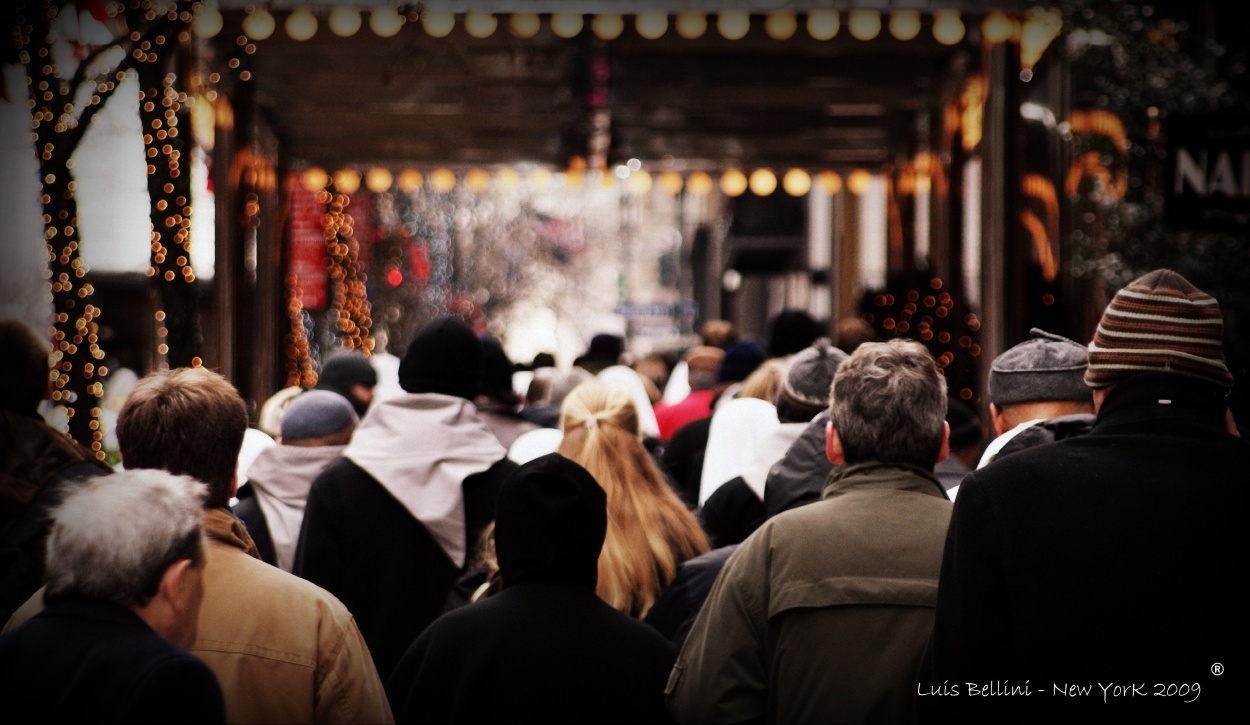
989,328,1090,406
280,390,359,440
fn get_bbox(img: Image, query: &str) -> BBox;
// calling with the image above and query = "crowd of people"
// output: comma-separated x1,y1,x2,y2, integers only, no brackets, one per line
0,268,1244,723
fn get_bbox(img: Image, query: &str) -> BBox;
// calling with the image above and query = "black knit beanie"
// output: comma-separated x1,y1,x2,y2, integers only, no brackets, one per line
398,317,482,399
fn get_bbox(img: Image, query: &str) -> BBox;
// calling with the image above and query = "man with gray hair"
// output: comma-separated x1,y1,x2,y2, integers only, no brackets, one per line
0,470,224,722
667,339,953,723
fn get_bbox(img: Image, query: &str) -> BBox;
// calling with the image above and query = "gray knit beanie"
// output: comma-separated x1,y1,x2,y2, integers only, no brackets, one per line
280,390,359,440
779,338,850,411
989,328,1090,406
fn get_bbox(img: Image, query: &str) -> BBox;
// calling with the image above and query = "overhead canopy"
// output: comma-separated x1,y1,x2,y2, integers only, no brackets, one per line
210,4,1016,170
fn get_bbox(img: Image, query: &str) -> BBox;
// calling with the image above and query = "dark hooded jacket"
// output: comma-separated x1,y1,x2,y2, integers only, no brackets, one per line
385,454,676,724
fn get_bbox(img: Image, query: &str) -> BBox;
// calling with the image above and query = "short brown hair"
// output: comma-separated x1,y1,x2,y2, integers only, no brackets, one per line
117,368,248,508
0,319,51,414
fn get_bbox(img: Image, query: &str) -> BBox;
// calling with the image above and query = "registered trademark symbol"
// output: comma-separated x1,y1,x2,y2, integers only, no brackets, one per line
1212,663,1224,676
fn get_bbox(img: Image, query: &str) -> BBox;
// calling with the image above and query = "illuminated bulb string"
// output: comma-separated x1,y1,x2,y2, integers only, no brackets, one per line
284,273,318,388
320,190,375,354
15,0,194,452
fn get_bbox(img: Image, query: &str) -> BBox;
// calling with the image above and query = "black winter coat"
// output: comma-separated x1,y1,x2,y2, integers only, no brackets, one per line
920,373,1249,721
293,456,515,680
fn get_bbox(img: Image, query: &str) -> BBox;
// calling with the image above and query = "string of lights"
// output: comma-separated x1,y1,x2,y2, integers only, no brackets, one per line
319,188,374,354
127,0,203,369
283,273,318,388
14,0,194,453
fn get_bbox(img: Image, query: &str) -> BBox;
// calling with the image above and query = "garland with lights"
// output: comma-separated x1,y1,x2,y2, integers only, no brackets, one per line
283,272,317,388
124,0,202,369
319,189,373,354
13,0,194,453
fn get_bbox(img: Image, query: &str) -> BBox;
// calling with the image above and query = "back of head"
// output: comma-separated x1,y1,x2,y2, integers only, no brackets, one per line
316,351,377,392
777,339,850,423
829,339,947,469
738,358,787,403
835,316,876,354
990,328,1090,406
44,470,205,608
117,367,248,508
716,339,767,385
768,309,823,358
557,379,708,615
700,320,738,349
1086,269,1233,390
493,453,606,589
684,346,725,391
398,316,482,399
0,319,50,415
280,389,358,446
479,336,519,402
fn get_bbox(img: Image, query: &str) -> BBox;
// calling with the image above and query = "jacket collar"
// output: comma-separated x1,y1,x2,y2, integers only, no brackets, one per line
821,461,947,500
204,507,262,560
1094,372,1228,433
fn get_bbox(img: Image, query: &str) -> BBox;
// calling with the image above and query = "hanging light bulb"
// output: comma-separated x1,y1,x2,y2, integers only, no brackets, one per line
675,13,706,39
782,169,811,196
749,169,777,196
192,4,223,38
422,11,455,38
463,169,490,193
1020,9,1063,78
846,169,873,196
658,171,684,194
847,10,881,41
285,8,318,41
333,169,361,194
397,169,423,193
509,13,541,39
932,10,966,46
369,7,405,38
765,12,797,41
551,13,584,39
328,6,362,37
627,170,653,194
981,11,1015,44
242,8,275,41
686,171,714,195
817,170,843,194
717,11,750,40
720,169,748,196
464,12,497,39
888,10,921,41
806,10,839,40
592,14,623,40
429,168,457,193
496,168,520,190
635,12,668,40
303,167,329,192
529,168,553,192
365,168,392,193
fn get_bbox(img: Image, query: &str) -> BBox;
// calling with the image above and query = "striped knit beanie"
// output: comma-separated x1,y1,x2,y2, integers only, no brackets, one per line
1085,269,1232,389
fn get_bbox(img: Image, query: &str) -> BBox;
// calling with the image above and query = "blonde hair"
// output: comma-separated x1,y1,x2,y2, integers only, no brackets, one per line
738,358,786,402
558,379,709,617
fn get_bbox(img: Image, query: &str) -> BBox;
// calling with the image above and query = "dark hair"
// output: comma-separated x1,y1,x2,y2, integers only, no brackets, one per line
0,319,50,414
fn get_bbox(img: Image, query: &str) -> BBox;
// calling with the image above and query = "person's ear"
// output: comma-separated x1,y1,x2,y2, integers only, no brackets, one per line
989,403,1009,436
936,421,951,464
825,421,844,465
228,468,238,500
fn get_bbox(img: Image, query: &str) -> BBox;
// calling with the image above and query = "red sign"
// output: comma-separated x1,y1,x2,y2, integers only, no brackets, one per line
287,178,327,309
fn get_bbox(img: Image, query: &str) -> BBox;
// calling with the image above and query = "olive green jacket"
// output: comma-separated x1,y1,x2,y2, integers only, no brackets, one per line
666,462,951,724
